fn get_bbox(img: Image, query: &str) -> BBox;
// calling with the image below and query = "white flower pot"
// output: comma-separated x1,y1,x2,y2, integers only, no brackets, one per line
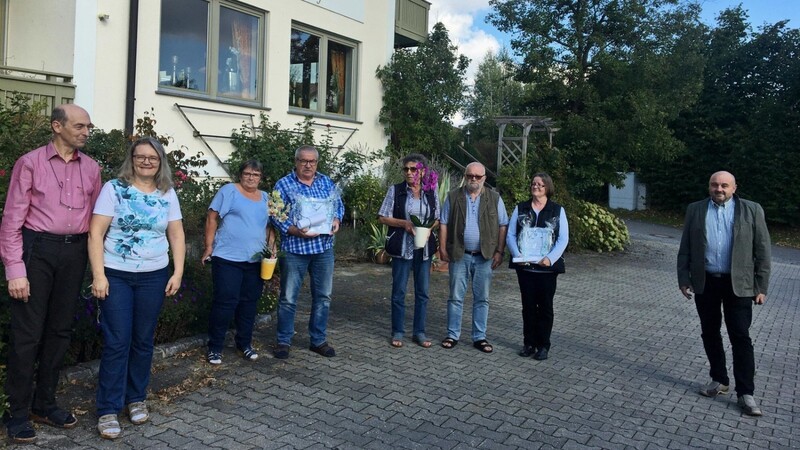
414,226,431,249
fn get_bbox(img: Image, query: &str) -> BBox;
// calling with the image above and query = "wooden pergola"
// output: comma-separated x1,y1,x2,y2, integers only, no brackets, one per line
494,116,559,172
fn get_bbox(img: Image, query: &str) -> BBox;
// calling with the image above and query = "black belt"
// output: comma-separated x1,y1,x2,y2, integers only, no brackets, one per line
706,272,730,278
466,250,482,256
24,228,87,244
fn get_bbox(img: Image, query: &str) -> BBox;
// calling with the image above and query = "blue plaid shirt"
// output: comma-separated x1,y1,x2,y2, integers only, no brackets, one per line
272,170,344,255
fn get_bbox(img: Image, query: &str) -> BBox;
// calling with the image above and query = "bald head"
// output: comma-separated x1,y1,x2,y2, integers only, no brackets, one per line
51,104,92,152
708,171,737,205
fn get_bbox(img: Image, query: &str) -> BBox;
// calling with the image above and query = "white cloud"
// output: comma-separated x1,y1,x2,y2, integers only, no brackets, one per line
429,2,502,83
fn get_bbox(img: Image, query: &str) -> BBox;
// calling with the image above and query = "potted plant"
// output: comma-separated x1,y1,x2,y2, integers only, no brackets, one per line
409,161,439,248
259,190,291,280
367,223,391,264
432,170,451,272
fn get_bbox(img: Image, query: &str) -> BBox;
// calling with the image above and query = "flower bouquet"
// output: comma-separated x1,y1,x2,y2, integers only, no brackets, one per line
409,162,438,248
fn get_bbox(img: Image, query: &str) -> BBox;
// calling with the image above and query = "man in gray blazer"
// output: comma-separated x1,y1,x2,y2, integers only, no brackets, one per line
677,171,771,416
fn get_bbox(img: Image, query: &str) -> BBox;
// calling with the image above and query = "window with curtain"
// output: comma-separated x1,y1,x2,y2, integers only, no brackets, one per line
159,0,263,103
289,24,357,118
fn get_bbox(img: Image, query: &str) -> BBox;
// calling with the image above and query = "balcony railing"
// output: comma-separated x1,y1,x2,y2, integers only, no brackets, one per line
0,65,75,114
395,0,430,48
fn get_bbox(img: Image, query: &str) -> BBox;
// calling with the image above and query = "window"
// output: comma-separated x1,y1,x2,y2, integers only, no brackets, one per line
159,0,263,103
289,25,357,117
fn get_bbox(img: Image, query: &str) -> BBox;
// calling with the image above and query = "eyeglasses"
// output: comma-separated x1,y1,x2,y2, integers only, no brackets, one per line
241,172,262,178
133,155,160,164
402,167,419,173
465,174,485,180
531,183,546,188
296,159,318,166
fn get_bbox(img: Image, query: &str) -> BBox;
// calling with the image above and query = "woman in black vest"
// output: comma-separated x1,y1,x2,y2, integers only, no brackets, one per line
377,154,439,348
506,173,569,360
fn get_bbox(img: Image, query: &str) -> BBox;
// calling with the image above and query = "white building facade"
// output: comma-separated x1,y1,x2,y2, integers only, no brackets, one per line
0,0,429,177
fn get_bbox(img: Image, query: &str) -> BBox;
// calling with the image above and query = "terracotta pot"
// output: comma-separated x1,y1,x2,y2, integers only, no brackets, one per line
374,250,391,265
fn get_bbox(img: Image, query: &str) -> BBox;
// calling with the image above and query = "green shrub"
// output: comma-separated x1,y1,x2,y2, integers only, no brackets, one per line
341,173,385,227
567,200,630,252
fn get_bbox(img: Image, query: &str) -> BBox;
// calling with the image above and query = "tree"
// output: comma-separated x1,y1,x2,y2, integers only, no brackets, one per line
487,0,706,196
376,22,470,157
649,7,800,224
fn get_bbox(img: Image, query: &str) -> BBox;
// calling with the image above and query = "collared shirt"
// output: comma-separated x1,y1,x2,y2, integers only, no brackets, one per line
271,170,344,255
377,183,440,260
0,143,101,280
440,190,509,252
704,197,735,274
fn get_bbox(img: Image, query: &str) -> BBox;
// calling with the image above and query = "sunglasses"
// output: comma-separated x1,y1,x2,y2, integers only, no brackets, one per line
465,174,485,180
402,167,419,173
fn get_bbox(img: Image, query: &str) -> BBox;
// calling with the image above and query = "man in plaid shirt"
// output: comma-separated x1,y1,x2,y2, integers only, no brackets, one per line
271,145,344,359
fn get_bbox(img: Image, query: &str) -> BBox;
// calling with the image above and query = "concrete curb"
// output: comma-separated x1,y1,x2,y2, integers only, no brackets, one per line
61,313,273,385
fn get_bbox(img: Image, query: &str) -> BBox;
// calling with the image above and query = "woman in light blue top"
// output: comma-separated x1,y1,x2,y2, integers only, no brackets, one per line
506,172,568,361
202,160,274,365
89,137,185,439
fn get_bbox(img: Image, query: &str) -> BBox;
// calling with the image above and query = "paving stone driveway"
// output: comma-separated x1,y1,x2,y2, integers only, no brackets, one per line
16,222,800,449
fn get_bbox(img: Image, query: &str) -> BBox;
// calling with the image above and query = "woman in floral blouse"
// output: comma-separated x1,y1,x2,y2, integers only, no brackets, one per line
88,137,185,439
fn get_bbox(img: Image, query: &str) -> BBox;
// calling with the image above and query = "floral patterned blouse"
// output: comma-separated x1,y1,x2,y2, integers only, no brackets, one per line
93,179,182,272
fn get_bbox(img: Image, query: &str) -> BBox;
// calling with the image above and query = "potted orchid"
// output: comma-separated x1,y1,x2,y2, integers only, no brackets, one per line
259,190,290,280
409,161,438,248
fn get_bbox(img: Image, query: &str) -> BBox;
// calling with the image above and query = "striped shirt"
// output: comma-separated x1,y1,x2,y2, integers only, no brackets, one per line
704,197,735,274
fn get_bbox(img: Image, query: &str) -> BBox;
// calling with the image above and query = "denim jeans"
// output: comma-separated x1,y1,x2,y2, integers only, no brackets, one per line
390,249,431,340
207,257,264,353
695,274,755,396
276,248,334,347
96,267,168,416
446,253,493,342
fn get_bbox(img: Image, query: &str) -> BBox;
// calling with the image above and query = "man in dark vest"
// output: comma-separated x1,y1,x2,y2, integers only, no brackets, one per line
439,162,508,353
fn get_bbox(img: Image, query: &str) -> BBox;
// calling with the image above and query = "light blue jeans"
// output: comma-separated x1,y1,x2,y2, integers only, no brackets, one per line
446,253,493,342
276,248,334,347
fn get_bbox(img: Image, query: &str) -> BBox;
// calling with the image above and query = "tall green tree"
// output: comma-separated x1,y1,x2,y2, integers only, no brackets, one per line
648,7,800,224
376,22,470,157
487,0,706,195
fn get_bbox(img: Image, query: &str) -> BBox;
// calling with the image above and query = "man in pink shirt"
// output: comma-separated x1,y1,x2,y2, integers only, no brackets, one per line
0,104,101,444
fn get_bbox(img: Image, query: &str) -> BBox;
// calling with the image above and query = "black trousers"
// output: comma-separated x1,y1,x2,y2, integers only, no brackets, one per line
515,270,558,350
694,274,755,396
5,229,87,419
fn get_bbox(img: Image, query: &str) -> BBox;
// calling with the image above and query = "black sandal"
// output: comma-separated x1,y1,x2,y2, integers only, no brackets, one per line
30,408,78,429
6,420,36,444
441,338,458,349
473,339,494,353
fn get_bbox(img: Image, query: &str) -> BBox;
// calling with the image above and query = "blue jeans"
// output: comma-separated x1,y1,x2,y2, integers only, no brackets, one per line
446,253,493,342
207,257,264,353
390,249,431,339
276,248,334,347
96,267,168,416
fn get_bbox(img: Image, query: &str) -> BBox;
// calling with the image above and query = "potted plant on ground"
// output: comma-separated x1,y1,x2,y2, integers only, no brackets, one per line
367,223,391,264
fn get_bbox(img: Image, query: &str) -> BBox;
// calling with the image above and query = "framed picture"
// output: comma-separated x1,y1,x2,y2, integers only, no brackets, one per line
513,227,554,263
294,196,335,235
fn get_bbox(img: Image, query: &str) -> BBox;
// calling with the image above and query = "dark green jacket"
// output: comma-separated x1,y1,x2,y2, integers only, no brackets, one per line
445,187,501,260
677,195,771,296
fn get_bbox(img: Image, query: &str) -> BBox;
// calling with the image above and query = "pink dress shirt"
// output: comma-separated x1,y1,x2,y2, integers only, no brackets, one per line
0,143,101,280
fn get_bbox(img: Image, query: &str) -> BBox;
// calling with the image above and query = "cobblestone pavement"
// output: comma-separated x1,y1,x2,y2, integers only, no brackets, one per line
12,223,800,449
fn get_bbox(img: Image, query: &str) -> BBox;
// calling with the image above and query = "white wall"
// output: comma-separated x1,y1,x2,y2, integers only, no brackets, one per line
126,0,393,179
6,0,75,73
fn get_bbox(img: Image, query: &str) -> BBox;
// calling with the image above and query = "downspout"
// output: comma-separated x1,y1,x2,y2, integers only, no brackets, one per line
124,0,139,135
